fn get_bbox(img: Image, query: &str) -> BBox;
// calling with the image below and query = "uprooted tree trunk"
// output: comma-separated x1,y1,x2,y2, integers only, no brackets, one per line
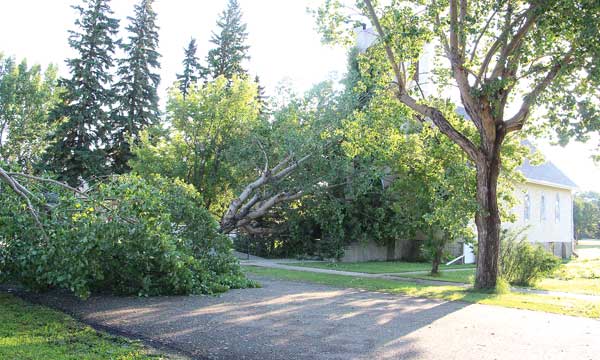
220,153,311,235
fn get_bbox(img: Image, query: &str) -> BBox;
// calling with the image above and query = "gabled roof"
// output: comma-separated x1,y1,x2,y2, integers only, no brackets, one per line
519,141,578,190
455,107,577,190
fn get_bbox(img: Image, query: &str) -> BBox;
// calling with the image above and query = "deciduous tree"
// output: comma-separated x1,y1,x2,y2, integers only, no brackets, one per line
130,75,261,215
0,55,59,171
574,192,600,240
316,0,600,288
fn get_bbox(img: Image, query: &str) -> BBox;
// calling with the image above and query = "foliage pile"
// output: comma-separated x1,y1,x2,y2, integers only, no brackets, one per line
498,229,562,286
0,173,254,298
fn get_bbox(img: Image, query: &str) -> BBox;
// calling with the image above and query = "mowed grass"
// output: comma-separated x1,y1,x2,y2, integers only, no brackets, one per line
401,269,475,283
384,256,600,295
289,241,600,296
244,266,600,318
536,254,600,295
576,239,600,259
286,261,474,274
0,293,168,360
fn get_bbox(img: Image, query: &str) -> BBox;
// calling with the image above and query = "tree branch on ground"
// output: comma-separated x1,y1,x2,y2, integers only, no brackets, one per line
220,153,311,234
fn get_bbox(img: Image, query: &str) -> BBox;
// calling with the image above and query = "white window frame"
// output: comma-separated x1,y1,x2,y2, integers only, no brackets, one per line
524,192,531,222
540,193,546,222
555,193,560,223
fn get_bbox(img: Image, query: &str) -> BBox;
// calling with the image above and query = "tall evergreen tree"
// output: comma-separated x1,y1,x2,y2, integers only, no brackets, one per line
206,0,250,80
111,0,161,173
177,38,203,98
43,0,119,185
254,75,268,115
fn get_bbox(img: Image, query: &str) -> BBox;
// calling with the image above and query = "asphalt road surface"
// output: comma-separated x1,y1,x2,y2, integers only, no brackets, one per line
21,276,600,360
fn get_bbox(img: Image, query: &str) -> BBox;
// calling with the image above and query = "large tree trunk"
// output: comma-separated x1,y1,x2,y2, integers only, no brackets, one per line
474,154,502,289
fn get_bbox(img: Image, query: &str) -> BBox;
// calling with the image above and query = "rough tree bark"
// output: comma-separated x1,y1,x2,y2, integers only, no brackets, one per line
473,146,503,287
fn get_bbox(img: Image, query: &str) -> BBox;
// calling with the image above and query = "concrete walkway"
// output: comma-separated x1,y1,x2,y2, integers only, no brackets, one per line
241,258,600,302
16,276,600,360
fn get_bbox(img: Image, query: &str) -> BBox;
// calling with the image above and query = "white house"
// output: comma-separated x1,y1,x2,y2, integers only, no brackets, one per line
505,147,577,257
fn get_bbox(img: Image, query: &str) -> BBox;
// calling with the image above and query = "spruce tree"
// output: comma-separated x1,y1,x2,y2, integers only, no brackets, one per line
176,38,203,98
254,75,268,115
111,0,161,173
206,0,250,80
43,0,119,185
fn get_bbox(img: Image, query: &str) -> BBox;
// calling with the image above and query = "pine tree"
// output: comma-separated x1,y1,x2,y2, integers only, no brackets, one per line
176,38,203,98
254,75,268,115
111,0,161,173
206,0,250,80
43,0,119,185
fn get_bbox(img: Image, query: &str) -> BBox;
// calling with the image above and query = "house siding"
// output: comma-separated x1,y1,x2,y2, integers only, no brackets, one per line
503,182,573,258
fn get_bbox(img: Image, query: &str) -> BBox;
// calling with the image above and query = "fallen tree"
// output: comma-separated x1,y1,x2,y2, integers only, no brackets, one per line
220,153,311,234
0,169,254,298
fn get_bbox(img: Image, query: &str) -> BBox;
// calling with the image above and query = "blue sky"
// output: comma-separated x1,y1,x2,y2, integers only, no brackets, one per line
1,0,598,192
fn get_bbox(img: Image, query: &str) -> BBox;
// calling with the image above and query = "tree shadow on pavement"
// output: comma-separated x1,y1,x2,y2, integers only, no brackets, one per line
14,277,471,360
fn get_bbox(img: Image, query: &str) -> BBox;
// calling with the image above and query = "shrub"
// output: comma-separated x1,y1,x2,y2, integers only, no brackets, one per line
0,174,255,298
498,229,561,286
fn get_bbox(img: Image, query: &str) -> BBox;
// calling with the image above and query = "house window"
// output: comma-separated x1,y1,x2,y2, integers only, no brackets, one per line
540,194,546,222
555,194,560,223
524,193,531,222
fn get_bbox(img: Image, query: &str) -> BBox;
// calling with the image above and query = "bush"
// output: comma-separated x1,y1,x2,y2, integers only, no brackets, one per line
498,229,562,286
0,174,255,298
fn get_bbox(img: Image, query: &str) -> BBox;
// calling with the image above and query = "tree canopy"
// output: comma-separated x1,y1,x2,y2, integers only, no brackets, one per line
131,75,262,216
574,192,600,240
0,55,59,171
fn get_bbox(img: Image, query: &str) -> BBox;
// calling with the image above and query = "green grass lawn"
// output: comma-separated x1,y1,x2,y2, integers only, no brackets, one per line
535,256,600,295
382,257,599,295
0,293,169,360
576,239,600,259
289,242,600,296
286,260,475,274
244,266,600,319
400,269,475,283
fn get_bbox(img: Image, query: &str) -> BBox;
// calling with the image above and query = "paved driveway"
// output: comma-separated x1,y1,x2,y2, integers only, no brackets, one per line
22,276,600,360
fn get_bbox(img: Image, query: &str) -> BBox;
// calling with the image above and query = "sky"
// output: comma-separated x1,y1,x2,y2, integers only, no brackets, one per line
0,0,598,193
